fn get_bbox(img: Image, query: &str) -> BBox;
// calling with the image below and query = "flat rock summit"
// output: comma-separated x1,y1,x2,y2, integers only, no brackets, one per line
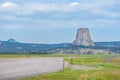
73,28,95,46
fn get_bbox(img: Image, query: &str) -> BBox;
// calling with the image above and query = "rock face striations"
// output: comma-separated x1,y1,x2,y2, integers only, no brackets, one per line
73,28,95,46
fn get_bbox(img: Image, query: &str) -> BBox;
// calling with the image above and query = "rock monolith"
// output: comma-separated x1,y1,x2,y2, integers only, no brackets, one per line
73,28,95,46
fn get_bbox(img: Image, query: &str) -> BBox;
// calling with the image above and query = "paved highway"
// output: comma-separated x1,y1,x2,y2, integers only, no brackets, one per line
0,58,63,80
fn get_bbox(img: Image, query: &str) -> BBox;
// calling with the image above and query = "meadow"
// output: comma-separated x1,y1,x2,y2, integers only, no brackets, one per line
0,53,78,59
14,53,120,80
0,53,119,59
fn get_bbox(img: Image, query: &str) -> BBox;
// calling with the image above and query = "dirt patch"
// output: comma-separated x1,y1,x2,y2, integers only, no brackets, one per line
70,65,95,70
64,61,95,70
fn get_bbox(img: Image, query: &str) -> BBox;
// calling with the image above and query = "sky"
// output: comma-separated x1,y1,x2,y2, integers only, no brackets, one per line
0,0,120,43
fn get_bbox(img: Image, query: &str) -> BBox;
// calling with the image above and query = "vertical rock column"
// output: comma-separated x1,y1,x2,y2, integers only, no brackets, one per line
73,28,95,46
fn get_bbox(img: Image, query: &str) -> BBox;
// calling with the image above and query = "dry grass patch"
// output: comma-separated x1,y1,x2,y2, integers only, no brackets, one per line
78,70,120,80
109,58,120,64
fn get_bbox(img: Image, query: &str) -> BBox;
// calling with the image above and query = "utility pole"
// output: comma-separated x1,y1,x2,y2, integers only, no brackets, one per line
71,58,73,64
63,59,64,70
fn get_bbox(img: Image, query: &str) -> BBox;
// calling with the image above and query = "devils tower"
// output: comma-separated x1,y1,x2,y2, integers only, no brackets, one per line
73,28,95,46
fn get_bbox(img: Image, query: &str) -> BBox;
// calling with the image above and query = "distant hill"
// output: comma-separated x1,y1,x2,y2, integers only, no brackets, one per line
1,28,120,54
7,39,17,43
0,39,71,53
0,39,120,54
96,41,120,47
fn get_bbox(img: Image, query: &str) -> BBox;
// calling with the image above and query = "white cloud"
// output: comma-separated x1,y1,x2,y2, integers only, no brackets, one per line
0,1,81,15
69,2,80,6
17,2,81,15
0,1,18,15
0,0,120,30
1,1,17,8
0,1,119,17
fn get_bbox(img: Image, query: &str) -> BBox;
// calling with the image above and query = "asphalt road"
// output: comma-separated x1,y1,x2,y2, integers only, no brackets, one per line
0,58,63,80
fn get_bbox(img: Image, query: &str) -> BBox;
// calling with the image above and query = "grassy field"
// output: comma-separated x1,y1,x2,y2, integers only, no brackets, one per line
0,53,119,59
20,54,120,80
0,54,77,59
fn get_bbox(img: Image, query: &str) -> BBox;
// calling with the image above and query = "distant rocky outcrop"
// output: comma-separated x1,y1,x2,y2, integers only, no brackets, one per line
7,39,17,43
73,28,95,46
0,29,120,54
50,47,113,54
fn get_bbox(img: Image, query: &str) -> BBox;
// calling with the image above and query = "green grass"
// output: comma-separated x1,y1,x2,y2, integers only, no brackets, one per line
0,54,79,59
0,54,41,59
0,54,74,59
22,68,120,80
65,57,104,65
0,53,119,59
21,54,120,80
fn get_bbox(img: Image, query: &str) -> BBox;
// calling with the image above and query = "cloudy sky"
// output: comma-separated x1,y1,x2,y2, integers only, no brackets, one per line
0,0,120,43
